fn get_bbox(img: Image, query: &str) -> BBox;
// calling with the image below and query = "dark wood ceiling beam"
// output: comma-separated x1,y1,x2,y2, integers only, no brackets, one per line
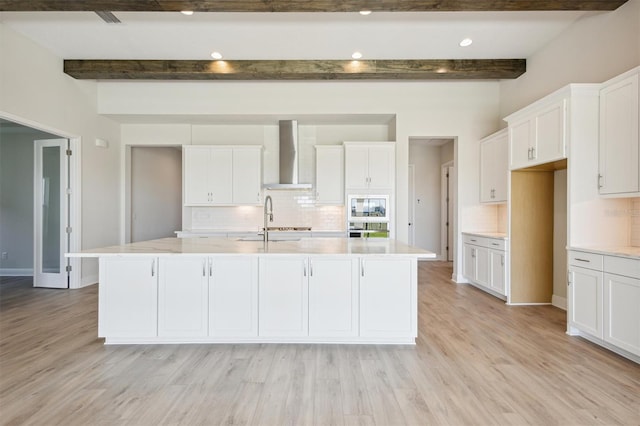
63,59,526,80
0,1,629,11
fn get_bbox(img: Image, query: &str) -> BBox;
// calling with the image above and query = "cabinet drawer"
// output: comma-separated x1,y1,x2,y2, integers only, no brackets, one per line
604,256,640,278
568,251,604,270
487,238,507,251
463,235,488,247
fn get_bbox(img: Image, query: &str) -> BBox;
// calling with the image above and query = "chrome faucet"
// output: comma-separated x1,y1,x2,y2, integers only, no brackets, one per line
264,195,273,242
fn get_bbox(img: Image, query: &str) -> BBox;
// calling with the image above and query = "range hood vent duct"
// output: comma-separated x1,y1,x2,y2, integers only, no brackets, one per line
265,120,312,190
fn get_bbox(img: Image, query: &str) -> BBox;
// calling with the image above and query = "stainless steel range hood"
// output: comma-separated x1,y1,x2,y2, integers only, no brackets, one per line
265,120,312,190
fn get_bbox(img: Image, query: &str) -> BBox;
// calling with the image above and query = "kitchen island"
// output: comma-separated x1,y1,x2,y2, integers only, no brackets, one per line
68,237,435,345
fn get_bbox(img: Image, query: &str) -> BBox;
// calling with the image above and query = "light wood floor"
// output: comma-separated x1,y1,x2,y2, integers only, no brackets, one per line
1,263,639,425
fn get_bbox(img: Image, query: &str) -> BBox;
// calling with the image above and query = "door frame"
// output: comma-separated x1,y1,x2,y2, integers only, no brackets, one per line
1,111,82,289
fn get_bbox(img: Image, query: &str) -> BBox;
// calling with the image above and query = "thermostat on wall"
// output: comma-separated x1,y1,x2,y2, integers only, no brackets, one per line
95,138,109,148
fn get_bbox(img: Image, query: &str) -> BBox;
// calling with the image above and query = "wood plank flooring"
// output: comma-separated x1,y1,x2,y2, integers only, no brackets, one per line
1,262,639,425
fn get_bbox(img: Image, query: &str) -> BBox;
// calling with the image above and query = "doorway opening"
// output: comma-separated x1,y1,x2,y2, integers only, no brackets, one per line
407,137,456,261
0,116,81,288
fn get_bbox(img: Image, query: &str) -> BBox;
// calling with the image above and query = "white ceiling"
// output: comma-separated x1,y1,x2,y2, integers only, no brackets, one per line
0,10,595,60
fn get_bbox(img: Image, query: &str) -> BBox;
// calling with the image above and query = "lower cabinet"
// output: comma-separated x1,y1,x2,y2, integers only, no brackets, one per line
462,234,508,298
259,257,309,337
99,257,158,338
158,257,208,338
360,258,416,338
568,250,640,360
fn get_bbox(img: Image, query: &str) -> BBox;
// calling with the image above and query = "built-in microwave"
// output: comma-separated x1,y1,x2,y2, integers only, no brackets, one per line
347,194,390,223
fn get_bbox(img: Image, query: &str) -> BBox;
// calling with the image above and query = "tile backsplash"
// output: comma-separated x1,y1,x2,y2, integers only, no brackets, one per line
191,190,345,231
632,198,640,247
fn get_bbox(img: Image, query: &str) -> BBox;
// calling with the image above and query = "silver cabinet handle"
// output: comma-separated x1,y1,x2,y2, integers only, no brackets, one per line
531,146,536,159
501,255,504,266
361,260,365,277
472,248,476,258
470,239,477,242
303,260,307,277
598,174,604,189
202,259,206,277
151,259,155,277
574,258,590,263
209,259,213,277
310,260,313,277
491,242,500,246
567,271,572,285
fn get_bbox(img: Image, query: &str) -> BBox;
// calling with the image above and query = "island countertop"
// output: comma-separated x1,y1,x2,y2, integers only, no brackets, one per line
67,237,436,259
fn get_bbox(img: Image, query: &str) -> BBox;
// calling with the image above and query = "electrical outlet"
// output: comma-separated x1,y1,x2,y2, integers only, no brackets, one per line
1,252,7,260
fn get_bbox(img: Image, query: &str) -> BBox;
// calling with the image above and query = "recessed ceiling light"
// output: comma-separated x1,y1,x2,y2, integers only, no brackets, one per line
359,10,372,15
352,51,363,59
459,38,473,47
181,11,194,15
211,52,223,60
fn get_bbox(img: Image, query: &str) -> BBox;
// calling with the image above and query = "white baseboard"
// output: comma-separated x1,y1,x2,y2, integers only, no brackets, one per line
451,273,467,284
0,268,33,277
552,295,567,311
80,274,98,288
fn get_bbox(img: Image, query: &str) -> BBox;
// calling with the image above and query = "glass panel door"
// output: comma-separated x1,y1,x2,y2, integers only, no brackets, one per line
34,139,68,288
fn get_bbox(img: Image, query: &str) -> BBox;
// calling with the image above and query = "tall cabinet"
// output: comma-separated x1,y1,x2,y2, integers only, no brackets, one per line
480,129,508,203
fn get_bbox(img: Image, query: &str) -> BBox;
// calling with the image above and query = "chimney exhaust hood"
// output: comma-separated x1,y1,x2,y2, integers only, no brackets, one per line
265,120,312,190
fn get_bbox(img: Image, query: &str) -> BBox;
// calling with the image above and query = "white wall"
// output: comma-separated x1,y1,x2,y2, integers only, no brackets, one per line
0,24,122,286
102,81,501,279
500,0,640,118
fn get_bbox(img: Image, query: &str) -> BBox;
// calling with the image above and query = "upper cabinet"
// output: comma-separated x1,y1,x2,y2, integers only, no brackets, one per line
599,68,640,197
184,145,262,206
480,129,508,203
344,142,395,191
506,96,567,170
315,145,344,205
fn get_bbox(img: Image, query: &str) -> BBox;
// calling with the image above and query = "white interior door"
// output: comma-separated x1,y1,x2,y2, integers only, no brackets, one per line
34,139,69,288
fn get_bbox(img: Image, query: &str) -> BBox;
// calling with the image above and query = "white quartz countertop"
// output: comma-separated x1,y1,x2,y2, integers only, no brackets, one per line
67,237,436,259
462,231,509,240
568,246,640,260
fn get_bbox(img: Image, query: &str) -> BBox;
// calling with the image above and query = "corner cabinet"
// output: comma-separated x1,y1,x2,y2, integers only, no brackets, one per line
344,142,395,191
598,67,640,196
480,129,508,203
183,145,262,206
315,145,344,205
568,250,640,362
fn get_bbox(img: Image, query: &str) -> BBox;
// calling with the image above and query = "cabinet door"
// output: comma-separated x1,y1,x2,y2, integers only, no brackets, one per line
510,119,533,170
232,148,262,205
535,100,566,164
463,244,475,281
480,139,496,203
259,257,309,337
210,257,258,337
315,146,344,204
184,146,212,205
599,74,639,195
367,145,394,190
475,246,489,287
480,132,508,203
489,249,506,296
99,257,158,338
344,145,370,189
360,258,415,338
309,257,358,337
158,257,208,338
208,148,233,204
604,273,640,356
569,266,603,338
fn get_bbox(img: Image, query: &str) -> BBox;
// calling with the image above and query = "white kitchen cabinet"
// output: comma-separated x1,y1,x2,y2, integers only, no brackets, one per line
209,257,258,337
344,142,395,191
360,257,416,338
99,257,158,339
489,249,507,295
569,265,604,339
232,147,262,204
598,68,639,196
158,257,208,338
315,145,344,205
604,272,640,356
480,129,508,203
184,146,232,205
506,93,567,170
308,257,359,337
259,257,309,337
184,145,262,206
462,234,508,298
